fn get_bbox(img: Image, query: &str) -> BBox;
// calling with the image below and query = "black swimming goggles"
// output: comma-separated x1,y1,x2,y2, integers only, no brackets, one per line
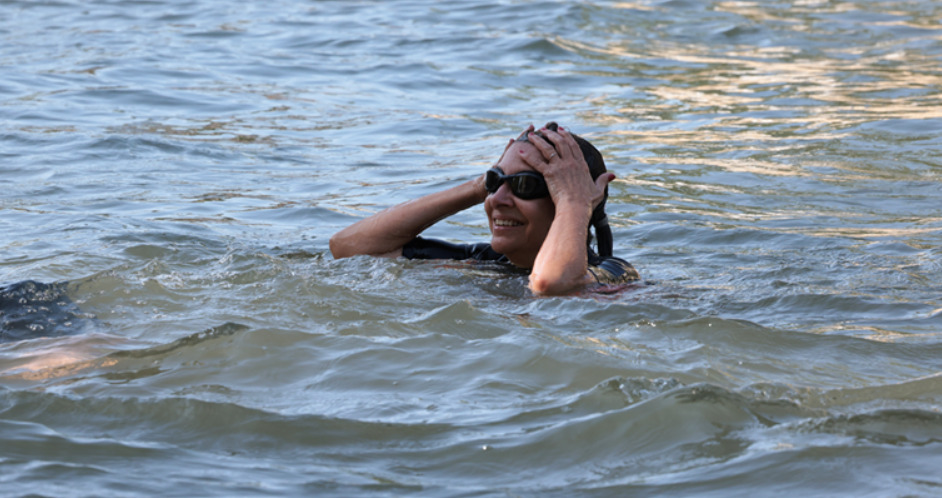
484,167,549,200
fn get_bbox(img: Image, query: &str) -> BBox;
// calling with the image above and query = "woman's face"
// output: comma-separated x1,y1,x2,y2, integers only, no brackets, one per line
484,141,555,268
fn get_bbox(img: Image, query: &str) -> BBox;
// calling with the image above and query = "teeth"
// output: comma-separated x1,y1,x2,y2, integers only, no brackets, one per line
494,219,522,227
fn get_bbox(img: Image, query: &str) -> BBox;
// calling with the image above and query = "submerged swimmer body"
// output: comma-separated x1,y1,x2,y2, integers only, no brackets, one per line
0,280,101,374
330,123,640,295
0,280,89,343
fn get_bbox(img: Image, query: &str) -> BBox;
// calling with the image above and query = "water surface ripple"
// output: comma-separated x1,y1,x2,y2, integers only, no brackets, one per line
2,0,942,495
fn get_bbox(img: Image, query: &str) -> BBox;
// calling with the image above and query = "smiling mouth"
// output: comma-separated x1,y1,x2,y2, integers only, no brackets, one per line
494,219,523,227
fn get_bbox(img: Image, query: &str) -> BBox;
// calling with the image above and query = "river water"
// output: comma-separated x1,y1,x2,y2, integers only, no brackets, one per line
2,0,942,495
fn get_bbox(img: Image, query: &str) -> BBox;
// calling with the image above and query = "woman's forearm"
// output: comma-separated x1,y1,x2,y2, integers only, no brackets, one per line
528,203,595,295
330,178,486,259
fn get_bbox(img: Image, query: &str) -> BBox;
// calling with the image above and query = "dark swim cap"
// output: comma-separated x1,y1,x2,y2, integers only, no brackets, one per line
515,122,613,257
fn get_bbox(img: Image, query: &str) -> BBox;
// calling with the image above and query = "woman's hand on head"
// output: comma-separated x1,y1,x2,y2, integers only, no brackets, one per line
519,126,614,212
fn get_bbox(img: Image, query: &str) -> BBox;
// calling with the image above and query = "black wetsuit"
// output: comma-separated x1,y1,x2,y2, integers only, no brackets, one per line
402,236,640,285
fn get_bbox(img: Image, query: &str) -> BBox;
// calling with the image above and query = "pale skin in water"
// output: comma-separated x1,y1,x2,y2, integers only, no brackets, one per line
329,125,616,296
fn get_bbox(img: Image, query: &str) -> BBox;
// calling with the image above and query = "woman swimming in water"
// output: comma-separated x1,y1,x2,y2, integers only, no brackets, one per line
330,123,639,295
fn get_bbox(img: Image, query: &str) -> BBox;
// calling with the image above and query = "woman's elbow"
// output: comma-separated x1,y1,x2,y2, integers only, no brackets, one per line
329,234,354,259
529,274,582,296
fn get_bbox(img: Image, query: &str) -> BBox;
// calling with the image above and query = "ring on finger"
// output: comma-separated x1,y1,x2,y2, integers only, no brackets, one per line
549,152,557,160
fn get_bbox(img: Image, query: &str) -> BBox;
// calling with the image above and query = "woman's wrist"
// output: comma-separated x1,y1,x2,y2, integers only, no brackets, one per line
468,174,488,203
552,190,595,215
554,201,594,227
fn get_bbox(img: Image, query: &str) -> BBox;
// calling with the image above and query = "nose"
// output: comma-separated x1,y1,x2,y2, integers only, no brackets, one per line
490,182,515,206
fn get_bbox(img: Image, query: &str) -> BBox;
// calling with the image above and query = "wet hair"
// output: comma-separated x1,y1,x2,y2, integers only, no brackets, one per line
516,122,613,258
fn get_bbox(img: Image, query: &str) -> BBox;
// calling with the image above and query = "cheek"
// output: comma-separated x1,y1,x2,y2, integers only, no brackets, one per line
523,201,555,233
538,207,556,235
534,199,555,222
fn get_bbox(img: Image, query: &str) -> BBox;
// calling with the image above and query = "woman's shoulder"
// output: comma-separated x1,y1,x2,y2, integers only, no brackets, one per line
588,256,641,285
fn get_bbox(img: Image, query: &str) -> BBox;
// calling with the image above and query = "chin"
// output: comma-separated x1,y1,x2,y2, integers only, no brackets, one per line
489,237,509,254
490,238,514,255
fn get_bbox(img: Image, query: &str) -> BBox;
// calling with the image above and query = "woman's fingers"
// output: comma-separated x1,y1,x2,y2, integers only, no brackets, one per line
523,130,555,162
537,126,581,163
517,136,554,172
